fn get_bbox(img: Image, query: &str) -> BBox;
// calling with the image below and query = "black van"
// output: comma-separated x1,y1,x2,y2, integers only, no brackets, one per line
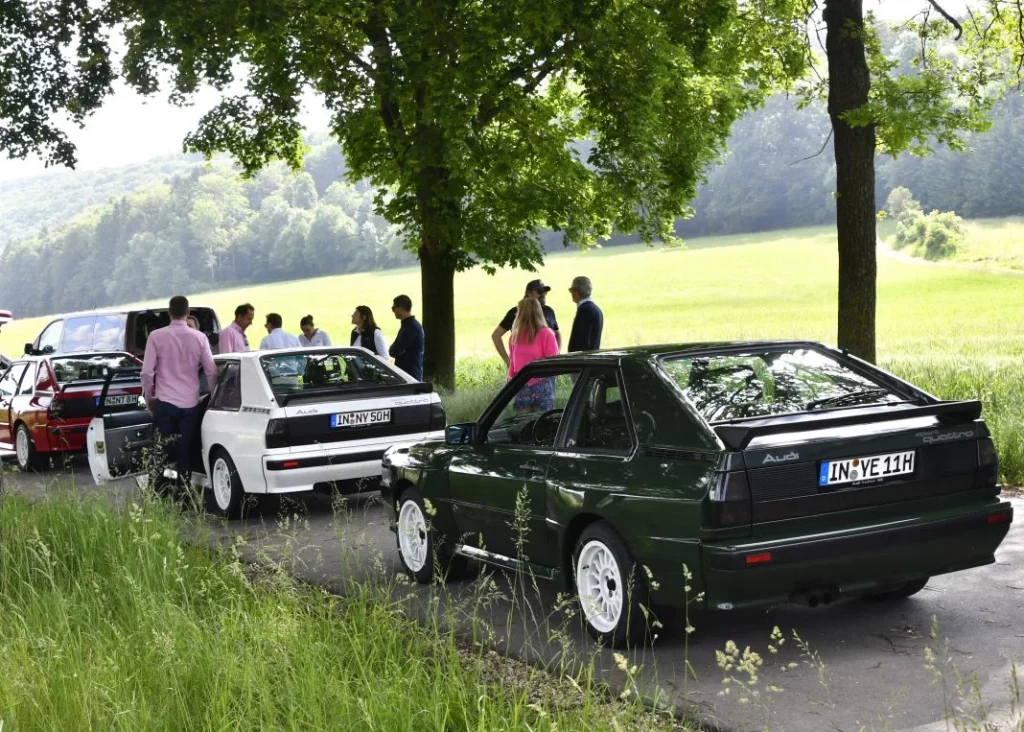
27,307,221,358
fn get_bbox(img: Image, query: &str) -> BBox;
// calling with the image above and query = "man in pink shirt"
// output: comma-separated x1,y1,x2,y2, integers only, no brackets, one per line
142,295,218,483
219,303,254,353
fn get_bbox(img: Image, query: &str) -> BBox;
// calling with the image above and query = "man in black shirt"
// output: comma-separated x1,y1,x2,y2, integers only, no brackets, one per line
568,276,603,352
490,279,561,366
389,294,425,381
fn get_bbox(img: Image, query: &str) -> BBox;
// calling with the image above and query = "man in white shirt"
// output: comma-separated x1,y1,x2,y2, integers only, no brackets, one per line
260,313,302,350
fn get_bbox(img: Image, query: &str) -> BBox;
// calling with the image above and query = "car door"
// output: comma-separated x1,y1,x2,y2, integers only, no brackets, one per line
545,367,639,547
86,368,152,484
0,363,28,446
447,365,584,567
199,360,243,474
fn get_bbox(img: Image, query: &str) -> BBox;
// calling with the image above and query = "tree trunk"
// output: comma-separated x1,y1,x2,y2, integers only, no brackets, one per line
824,0,876,363
419,239,456,390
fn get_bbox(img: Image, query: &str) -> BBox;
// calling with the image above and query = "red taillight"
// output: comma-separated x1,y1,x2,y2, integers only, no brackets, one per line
987,512,1011,525
745,552,773,565
282,460,300,469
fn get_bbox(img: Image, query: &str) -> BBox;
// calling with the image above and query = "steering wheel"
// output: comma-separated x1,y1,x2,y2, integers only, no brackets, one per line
526,408,563,445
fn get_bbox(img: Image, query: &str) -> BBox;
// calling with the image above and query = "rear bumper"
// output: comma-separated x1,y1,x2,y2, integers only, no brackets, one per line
43,421,90,452
261,432,445,494
701,502,1013,610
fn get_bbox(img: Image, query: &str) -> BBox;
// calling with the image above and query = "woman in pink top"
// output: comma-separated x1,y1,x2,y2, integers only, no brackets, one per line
508,297,559,414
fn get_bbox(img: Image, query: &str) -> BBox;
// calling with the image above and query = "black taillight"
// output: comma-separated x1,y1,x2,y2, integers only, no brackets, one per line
977,437,1000,488
48,397,64,419
429,401,447,432
707,470,752,528
265,418,290,449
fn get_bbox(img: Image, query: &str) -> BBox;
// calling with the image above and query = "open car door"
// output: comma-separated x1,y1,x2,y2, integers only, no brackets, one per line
87,367,154,484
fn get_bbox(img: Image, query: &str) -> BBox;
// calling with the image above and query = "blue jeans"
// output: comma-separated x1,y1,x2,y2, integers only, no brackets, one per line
152,400,199,476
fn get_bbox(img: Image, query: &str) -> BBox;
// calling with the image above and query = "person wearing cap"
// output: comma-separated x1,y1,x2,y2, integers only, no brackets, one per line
491,279,561,367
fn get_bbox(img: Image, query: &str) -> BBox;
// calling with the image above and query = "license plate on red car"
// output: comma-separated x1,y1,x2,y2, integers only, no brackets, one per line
94,394,139,407
819,450,915,487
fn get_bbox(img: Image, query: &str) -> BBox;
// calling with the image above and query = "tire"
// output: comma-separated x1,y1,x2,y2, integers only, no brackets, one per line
206,448,245,519
863,578,929,602
395,487,466,583
14,423,47,472
573,522,652,647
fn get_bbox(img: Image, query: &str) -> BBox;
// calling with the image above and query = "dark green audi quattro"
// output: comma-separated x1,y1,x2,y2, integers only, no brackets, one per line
381,341,1012,646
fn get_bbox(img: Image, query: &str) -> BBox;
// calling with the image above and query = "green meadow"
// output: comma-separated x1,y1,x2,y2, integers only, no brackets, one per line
2,222,1022,480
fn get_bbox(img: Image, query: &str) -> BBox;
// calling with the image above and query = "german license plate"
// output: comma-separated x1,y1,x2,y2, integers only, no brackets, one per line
819,450,915,487
95,394,138,407
331,409,391,428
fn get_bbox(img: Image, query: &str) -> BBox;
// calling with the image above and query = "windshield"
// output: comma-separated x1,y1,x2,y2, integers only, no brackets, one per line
259,350,405,397
660,348,906,423
50,353,139,385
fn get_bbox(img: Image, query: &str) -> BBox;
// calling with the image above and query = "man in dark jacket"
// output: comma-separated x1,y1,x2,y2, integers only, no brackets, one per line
568,276,603,352
389,294,425,380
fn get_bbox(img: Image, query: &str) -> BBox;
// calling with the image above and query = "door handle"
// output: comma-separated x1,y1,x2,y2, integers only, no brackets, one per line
519,460,546,474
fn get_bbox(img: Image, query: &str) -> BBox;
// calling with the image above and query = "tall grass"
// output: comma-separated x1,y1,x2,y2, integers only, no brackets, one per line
0,489,680,730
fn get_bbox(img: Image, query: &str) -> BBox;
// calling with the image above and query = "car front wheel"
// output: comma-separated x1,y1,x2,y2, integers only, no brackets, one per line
395,488,465,583
15,423,46,472
207,449,245,519
574,522,651,647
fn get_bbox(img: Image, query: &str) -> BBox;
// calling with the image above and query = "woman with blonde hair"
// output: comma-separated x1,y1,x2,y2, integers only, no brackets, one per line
508,297,559,414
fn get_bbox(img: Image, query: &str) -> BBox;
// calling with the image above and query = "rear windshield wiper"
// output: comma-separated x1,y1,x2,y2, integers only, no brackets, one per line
806,388,894,411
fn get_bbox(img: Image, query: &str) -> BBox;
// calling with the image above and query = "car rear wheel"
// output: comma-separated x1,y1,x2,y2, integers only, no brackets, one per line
862,578,929,602
207,449,244,519
15,424,46,472
574,522,651,647
395,488,466,583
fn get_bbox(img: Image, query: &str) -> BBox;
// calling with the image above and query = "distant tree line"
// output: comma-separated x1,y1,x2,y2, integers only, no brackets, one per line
4,89,1024,317
0,141,414,316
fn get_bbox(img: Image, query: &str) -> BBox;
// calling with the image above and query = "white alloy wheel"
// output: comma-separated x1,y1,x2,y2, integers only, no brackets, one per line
212,457,234,512
576,539,625,634
398,499,429,573
15,426,30,468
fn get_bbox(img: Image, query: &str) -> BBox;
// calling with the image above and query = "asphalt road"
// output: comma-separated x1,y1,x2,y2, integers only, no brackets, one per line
3,454,1022,732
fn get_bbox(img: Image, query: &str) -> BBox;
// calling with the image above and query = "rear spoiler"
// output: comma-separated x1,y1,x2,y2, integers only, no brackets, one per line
276,380,433,406
714,400,983,451
61,366,143,394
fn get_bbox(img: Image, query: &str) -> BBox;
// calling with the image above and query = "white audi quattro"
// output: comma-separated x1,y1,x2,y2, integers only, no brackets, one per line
87,347,446,516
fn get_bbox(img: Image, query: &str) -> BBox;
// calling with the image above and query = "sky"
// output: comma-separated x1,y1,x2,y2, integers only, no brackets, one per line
0,0,971,183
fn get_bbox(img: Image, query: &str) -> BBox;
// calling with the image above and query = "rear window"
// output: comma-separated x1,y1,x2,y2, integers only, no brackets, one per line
660,348,905,423
50,353,139,385
259,350,405,397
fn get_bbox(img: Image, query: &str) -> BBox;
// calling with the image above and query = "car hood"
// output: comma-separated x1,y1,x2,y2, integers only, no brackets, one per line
383,440,453,469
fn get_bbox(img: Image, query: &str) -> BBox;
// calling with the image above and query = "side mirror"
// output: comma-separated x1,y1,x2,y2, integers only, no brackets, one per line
445,423,475,445
24,343,33,356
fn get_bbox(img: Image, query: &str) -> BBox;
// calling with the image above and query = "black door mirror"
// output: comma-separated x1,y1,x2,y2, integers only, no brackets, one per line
445,423,475,445
23,343,33,356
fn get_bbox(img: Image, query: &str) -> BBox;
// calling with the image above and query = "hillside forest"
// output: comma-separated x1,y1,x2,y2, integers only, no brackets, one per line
2,87,1024,317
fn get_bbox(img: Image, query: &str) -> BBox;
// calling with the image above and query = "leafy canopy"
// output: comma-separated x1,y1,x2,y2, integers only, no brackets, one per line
103,0,811,269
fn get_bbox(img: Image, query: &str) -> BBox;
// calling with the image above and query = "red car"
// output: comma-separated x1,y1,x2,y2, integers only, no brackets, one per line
0,352,143,471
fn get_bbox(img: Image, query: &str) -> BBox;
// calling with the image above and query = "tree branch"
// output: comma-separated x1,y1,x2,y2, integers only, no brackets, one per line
926,0,963,40
790,128,833,165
